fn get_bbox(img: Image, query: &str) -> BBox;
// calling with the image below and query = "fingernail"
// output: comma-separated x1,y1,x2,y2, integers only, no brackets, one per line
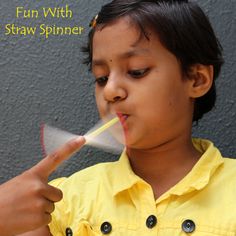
75,136,85,143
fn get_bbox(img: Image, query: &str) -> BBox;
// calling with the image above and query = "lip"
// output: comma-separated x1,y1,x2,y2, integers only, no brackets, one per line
116,112,129,124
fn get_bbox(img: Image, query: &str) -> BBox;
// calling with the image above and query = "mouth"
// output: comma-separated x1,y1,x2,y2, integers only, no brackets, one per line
116,112,129,124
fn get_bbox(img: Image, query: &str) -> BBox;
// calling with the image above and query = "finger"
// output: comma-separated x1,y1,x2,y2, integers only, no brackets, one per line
32,136,85,179
41,212,52,225
43,185,63,202
44,200,55,214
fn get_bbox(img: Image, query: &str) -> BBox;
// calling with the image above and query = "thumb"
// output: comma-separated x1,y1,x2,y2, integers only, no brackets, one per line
31,136,85,180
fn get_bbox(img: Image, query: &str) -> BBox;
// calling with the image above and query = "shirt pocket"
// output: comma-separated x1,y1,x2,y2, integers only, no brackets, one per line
73,220,101,236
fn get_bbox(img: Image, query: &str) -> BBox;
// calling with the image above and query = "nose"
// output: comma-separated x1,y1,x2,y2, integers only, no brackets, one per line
103,74,127,103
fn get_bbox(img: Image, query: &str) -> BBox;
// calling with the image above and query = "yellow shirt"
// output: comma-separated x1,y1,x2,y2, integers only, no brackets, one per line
49,139,236,236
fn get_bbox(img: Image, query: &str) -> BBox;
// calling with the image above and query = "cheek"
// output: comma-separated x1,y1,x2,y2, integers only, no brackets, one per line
160,90,192,127
136,84,184,122
95,88,106,116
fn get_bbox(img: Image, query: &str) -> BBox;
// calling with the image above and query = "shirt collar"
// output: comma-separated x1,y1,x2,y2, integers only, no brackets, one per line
162,138,224,198
110,150,142,197
110,139,224,198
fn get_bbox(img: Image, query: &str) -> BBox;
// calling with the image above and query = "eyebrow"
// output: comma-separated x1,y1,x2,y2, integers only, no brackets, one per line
92,48,150,67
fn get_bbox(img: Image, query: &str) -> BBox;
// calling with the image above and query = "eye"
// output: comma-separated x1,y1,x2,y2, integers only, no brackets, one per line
128,68,150,79
95,76,108,86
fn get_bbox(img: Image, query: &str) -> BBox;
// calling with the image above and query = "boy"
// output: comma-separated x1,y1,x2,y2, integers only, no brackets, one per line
22,0,236,235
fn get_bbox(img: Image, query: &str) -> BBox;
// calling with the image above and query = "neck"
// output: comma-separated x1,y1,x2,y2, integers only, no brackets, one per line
126,136,201,199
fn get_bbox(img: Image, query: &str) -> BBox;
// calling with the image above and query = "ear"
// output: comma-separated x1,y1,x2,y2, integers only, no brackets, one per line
187,64,214,98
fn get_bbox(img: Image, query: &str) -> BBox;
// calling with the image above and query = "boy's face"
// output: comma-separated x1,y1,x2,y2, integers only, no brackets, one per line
92,18,194,149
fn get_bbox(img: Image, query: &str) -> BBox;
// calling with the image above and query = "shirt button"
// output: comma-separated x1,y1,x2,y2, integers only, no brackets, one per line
65,227,73,236
182,219,196,233
146,215,157,229
100,221,112,234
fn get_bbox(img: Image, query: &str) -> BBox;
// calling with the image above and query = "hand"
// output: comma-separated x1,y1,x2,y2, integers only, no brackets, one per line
0,136,85,236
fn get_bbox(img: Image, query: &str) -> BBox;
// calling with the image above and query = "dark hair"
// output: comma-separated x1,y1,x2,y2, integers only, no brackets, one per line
82,0,224,122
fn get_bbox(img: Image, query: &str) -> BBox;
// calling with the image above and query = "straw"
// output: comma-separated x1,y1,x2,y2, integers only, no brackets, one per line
85,117,119,142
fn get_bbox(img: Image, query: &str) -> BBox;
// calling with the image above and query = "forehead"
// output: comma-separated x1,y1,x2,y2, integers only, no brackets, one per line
92,17,160,61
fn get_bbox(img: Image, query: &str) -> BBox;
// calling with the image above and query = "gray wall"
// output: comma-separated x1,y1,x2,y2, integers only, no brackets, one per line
0,0,235,184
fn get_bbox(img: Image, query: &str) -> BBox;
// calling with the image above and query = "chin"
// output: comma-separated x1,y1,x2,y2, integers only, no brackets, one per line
124,135,146,149
125,135,162,151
